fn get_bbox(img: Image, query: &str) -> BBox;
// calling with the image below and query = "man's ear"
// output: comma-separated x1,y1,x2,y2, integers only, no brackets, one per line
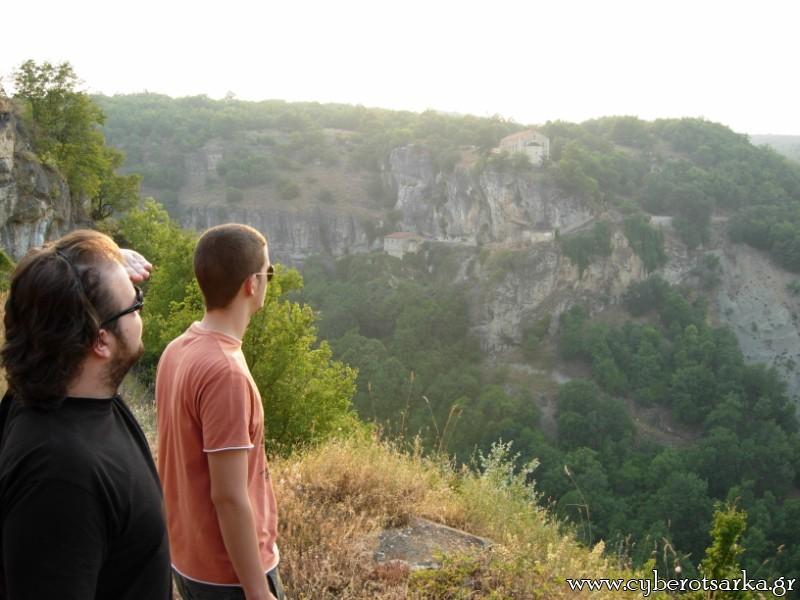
242,274,257,297
92,329,114,359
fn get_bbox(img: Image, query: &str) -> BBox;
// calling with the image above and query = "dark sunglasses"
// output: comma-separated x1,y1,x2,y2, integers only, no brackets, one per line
101,286,144,328
254,265,274,282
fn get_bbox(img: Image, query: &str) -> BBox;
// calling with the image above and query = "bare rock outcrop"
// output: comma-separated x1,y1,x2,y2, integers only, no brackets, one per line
0,96,88,259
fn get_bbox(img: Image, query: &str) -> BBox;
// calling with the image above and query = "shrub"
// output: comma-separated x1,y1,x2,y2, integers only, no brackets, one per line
521,314,551,360
623,214,667,273
560,222,613,278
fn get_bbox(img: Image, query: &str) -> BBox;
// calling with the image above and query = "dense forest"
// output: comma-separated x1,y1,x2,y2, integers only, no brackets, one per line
299,251,800,583
9,62,800,592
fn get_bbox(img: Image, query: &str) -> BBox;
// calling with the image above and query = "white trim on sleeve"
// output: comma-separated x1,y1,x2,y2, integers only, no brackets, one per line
202,444,255,453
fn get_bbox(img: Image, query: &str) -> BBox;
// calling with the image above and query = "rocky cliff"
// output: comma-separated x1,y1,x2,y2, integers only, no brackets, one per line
177,144,595,262
171,142,800,401
0,96,87,259
714,233,800,399
386,145,594,243
182,203,378,265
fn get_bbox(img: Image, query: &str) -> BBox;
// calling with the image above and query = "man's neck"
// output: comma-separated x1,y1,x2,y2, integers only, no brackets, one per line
199,306,251,341
66,372,116,399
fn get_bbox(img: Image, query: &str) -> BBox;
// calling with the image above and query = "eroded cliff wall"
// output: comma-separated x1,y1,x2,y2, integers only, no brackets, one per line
0,98,87,259
173,142,800,400
387,145,593,243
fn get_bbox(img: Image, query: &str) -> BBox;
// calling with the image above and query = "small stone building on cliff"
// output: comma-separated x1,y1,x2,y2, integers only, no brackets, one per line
495,130,550,166
383,232,424,259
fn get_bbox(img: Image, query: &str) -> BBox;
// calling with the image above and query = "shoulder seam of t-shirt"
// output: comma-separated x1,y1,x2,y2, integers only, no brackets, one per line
201,331,249,380
198,365,255,406
203,444,255,453
191,322,242,346
189,334,252,401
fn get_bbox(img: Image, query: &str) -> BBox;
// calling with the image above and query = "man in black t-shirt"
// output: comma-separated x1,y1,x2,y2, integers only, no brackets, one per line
0,230,171,600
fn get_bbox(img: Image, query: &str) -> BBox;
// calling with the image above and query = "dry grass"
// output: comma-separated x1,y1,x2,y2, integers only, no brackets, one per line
268,435,662,599
120,373,158,453
269,435,461,599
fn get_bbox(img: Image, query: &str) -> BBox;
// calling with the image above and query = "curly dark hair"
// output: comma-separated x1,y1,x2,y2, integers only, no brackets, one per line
1,230,123,409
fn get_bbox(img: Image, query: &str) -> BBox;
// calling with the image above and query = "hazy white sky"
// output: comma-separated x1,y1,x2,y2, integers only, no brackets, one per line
3,0,799,134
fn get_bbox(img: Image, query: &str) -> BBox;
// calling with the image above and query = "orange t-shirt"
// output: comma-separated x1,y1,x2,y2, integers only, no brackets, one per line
155,322,279,585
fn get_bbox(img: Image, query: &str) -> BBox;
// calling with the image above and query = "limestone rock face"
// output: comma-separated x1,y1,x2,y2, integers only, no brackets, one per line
467,230,648,353
167,142,800,401
181,204,379,266
180,144,594,265
386,145,593,244
715,236,800,398
0,99,87,259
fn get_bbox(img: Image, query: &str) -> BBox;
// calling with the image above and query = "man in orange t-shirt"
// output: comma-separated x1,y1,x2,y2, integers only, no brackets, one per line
156,224,284,600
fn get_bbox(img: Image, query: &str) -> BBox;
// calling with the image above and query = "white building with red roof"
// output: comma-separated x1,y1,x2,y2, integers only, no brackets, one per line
495,130,550,166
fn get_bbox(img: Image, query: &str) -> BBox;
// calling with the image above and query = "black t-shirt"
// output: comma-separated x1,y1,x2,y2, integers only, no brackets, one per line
0,393,171,600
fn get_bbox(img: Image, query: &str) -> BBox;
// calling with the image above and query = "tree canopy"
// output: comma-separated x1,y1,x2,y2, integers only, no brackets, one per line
11,60,139,220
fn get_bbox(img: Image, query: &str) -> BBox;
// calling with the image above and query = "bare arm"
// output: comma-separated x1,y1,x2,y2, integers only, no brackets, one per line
207,449,275,600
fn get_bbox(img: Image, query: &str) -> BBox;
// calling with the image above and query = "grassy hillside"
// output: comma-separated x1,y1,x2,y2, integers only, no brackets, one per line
121,388,657,599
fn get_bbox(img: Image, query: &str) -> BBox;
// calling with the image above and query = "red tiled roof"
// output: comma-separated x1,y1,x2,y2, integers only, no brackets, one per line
499,129,547,144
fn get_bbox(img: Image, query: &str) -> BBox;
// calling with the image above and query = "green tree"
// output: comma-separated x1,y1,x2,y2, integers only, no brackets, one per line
558,305,589,360
623,214,667,272
454,386,540,457
520,314,551,360
330,331,410,423
243,274,358,453
114,199,196,371
558,447,622,543
12,60,140,220
670,364,717,424
646,472,712,561
559,222,613,278
557,380,633,451
686,504,756,600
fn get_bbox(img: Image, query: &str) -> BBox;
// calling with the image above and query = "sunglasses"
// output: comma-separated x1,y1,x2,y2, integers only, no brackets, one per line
254,265,274,282
101,286,144,328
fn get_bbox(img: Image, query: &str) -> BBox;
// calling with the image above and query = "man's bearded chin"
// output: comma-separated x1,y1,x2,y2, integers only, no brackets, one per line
105,337,145,392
